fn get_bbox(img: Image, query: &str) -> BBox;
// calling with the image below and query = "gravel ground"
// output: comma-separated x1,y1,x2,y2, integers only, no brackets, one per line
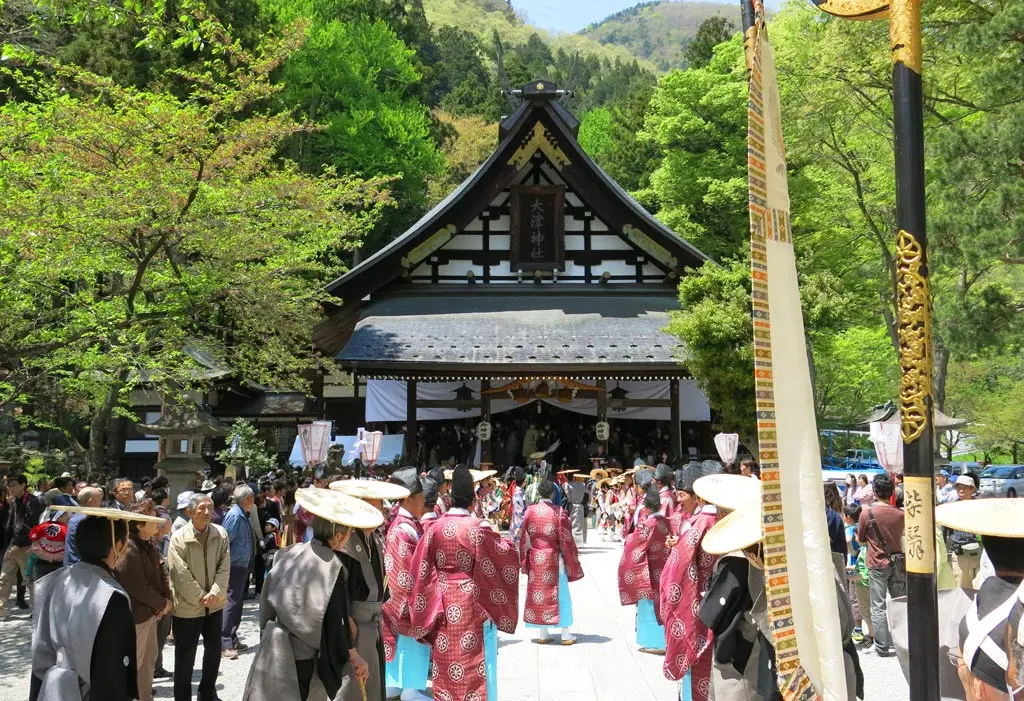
0,542,910,700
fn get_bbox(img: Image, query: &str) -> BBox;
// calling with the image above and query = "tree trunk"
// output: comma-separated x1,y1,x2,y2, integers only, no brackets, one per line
932,337,949,414
87,375,127,477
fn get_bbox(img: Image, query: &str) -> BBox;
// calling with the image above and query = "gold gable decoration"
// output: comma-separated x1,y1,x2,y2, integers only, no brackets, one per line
508,122,571,171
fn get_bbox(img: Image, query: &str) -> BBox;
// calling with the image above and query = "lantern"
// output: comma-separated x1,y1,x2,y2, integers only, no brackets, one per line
477,421,492,441
595,421,610,442
298,420,332,468
361,430,384,466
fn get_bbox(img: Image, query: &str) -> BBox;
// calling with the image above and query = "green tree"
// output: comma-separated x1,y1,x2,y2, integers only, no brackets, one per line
684,15,736,70
263,0,445,254
665,260,757,447
641,34,748,260
0,22,391,470
217,419,278,477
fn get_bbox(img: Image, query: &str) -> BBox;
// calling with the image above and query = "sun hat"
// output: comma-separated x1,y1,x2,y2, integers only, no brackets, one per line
939,469,951,478
530,451,547,460
329,479,410,501
693,473,761,512
557,468,579,475
295,488,384,529
175,490,195,510
590,468,609,481
61,505,165,524
936,499,1024,538
702,504,763,555
199,479,216,493
954,474,977,489
470,469,497,482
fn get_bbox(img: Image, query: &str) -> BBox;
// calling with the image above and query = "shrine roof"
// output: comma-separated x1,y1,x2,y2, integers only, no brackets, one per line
336,292,686,376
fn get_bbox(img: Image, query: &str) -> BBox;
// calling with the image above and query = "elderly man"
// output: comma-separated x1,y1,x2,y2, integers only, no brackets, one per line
935,470,956,503
168,492,230,701
221,484,255,659
110,478,136,510
0,473,43,616
62,487,103,567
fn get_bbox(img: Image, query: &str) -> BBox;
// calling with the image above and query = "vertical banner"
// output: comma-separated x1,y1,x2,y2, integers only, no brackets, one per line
745,2,846,699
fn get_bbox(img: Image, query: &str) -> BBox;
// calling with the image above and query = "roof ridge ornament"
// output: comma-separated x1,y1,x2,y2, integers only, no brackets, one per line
508,122,571,172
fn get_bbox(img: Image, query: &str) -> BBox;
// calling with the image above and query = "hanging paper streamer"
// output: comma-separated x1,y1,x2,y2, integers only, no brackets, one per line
713,433,739,467
745,1,846,698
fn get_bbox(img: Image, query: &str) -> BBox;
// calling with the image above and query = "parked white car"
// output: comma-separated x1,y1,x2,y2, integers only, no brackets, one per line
978,465,1024,498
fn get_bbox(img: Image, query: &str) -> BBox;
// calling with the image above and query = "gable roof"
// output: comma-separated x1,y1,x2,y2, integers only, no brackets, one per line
324,82,710,304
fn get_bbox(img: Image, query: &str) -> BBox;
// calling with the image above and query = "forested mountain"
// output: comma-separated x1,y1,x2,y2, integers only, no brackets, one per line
581,1,740,71
423,0,651,68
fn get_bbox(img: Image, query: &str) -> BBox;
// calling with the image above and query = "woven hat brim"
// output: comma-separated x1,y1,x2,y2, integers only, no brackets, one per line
329,480,410,501
60,505,165,524
557,469,579,475
296,488,384,529
694,474,761,511
470,469,497,482
936,498,1024,537
702,506,763,555
530,452,547,460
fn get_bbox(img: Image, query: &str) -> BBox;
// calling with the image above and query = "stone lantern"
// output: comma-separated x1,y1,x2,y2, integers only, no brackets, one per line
137,403,228,504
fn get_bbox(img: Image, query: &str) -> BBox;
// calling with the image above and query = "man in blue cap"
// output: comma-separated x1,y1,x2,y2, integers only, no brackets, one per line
937,470,956,504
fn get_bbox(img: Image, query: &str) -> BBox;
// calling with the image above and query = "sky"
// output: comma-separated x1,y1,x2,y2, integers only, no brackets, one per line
509,0,779,34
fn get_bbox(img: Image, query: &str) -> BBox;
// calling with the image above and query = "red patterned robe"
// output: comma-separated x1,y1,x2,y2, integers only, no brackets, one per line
659,486,680,532
660,505,720,700
518,501,584,626
420,511,439,535
617,509,672,621
408,509,520,701
382,508,423,662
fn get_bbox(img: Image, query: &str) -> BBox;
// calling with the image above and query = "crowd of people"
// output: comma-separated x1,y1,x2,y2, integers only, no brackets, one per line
6,456,1023,701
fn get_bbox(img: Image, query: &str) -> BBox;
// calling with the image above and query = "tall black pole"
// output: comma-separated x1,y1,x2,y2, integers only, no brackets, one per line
890,1,940,699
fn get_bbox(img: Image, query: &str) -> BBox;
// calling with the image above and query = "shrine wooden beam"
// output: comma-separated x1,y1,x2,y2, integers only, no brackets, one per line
669,378,682,459
417,400,481,409
481,379,492,464
406,379,418,461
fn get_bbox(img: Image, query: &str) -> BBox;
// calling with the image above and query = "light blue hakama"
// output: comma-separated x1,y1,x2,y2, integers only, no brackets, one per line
636,598,666,648
384,634,430,691
483,619,498,701
680,671,693,701
525,560,574,629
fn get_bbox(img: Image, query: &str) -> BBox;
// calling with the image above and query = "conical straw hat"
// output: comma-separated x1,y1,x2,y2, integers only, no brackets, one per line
296,488,384,529
693,473,761,511
329,479,410,501
936,498,1024,537
60,505,165,524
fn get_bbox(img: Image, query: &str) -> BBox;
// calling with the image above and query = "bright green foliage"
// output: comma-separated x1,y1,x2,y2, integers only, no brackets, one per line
0,25,391,469
264,0,444,253
666,260,756,446
813,326,899,430
945,355,1024,463
577,108,614,159
433,26,503,119
586,82,661,193
641,34,748,261
217,419,278,477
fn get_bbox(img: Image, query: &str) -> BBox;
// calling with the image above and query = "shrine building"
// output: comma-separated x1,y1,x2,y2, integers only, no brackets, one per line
315,80,717,463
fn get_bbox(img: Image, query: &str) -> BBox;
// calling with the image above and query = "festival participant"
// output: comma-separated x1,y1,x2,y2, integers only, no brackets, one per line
241,488,381,701
519,479,585,645
382,468,432,701
654,463,678,528
659,472,730,701
625,468,654,537
435,469,454,516
30,504,165,701
408,466,520,701
566,473,589,544
420,471,442,535
504,467,527,547
933,499,1024,701
695,475,861,701
618,484,672,654
330,479,411,701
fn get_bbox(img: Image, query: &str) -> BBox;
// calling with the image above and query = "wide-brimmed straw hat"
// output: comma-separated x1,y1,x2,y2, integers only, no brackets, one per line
530,451,547,460
61,505,165,524
296,488,384,529
573,474,589,482
557,468,579,475
329,479,410,501
936,498,1024,537
693,474,761,511
590,468,609,481
702,504,763,555
470,469,497,482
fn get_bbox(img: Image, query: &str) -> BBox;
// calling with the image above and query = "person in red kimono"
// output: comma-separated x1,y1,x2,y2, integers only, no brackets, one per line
435,468,454,517
383,468,432,701
618,484,671,654
624,468,654,538
420,472,442,535
659,470,720,701
408,466,520,701
518,479,585,646
654,463,679,530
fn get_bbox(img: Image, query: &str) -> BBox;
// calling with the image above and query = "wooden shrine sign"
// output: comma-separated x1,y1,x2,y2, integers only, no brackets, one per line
510,184,565,271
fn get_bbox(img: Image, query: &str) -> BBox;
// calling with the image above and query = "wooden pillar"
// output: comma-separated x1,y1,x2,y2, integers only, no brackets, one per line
406,380,418,465
480,379,491,464
669,378,682,461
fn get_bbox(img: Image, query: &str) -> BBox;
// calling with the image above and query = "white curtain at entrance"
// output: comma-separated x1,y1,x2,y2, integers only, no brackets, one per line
364,379,711,423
